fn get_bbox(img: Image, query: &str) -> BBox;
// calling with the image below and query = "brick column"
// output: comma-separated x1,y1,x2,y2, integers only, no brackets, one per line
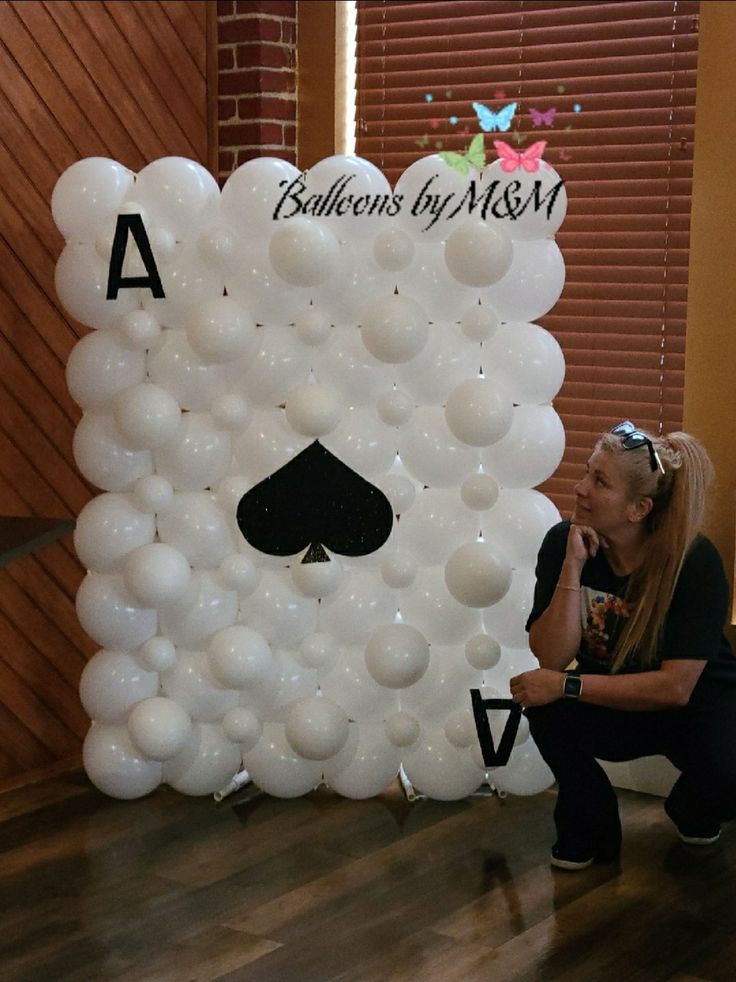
217,0,297,184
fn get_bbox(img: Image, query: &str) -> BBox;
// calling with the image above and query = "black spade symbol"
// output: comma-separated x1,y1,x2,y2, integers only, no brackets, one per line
236,441,394,560
470,690,522,767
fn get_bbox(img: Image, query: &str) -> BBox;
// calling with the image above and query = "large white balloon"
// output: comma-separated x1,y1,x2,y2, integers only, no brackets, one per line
221,157,301,239
269,217,340,287
394,154,473,241
444,221,513,287
239,570,318,648
360,294,429,364
483,239,565,321
162,722,242,796
73,414,153,492
154,414,231,492
482,568,538,648
444,376,513,448
66,331,146,411
161,649,239,723
157,492,235,568
444,541,512,608
83,723,162,800
364,623,430,689
134,157,220,237
80,649,159,722
398,566,481,644
148,329,229,412
187,297,257,364
399,406,478,489
207,625,272,689
113,383,181,451
323,722,401,798
399,488,478,566
481,159,567,240
127,697,193,761
319,571,397,646
158,571,238,648
285,695,350,760
76,573,157,650
74,493,155,572
52,157,134,242
481,489,561,569
483,405,565,489
482,321,565,405
402,728,485,800
242,721,323,797
56,243,141,329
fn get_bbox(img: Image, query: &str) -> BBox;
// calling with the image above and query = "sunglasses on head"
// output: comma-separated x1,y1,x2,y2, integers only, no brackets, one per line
610,420,665,475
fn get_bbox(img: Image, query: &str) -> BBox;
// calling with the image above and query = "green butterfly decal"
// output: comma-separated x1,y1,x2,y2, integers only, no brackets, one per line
439,132,486,175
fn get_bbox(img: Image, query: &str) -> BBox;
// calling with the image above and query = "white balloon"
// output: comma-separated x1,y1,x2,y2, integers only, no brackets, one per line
132,475,174,514
399,406,478,489
323,722,401,798
248,652,318,723
76,573,157,650
397,247,477,322
481,489,561,569
197,224,241,275
482,321,565,405
445,541,512,608
83,723,161,800
242,722,323,798
321,407,396,480
231,324,311,408
491,742,554,796
360,294,429,364
123,542,192,606
398,566,481,644
483,405,565,489
483,239,565,321
297,632,339,672
373,225,414,270
56,243,141,328
187,297,257,364
217,554,261,596
117,309,162,351
284,383,342,437
303,154,393,240
400,645,483,719
137,636,177,673
461,472,500,511
377,389,414,427
127,697,193,761
384,711,420,748
222,707,263,750
403,729,485,800
210,393,249,431
73,414,153,492
445,221,513,287
319,646,400,722
221,157,301,240
319,570,396,645
294,307,331,347
163,722,242,796
285,695,350,760
158,571,238,648
395,322,481,405
225,240,312,323
399,488,478,566
394,154,472,241
157,492,235,568
142,242,224,329
148,329,229,412
52,157,134,241
380,552,418,590
134,157,220,239
112,383,181,450
80,649,159,722
234,408,311,486
482,158,567,240
154,414,231,492
313,325,386,407
66,331,146,411
161,649,239,723
291,556,343,598
460,304,499,342
269,217,340,286
444,709,477,748
465,634,502,671
445,377,513,448
239,569,318,648
207,625,272,689
365,623,430,689
74,493,155,572
312,241,395,324
482,569,537,648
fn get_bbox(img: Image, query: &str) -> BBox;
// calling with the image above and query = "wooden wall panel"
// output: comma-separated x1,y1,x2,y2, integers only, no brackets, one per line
0,0,216,784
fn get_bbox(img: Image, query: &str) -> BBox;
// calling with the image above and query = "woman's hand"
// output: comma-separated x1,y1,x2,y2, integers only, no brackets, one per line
510,668,565,709
565,523,607,571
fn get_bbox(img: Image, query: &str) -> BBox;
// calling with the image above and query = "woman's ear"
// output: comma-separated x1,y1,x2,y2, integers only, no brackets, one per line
629,496,654,523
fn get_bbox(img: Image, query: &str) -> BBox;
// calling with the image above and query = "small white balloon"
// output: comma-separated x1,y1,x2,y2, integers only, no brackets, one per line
381,552,418,589
360,294,429,364
269,217,340,287
291,556,343,598
284,383,342,437
208,625,272,689
378,474,416,515
445,377,513,448
113,383,181,450
285,695,350,760
365,623,430,689
222,707,263,750
385,711,420,748
297,632,339,671
118,309,162,350
137,636,177,673
132,475,174,514
444,709,477,748
465,634,502,671
157,492,234,568
217,554,260,595
461,473,500,511
445,221,513,287
445,541,512,608
127,697,193,761
210,393,249,431
161,650,238,723
373,225,415,270
154,414,231,493
123,543,192,606
377,389,414,427
295,307,331,347
461,304,499,342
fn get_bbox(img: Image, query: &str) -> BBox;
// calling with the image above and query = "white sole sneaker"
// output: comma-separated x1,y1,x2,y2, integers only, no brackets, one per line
550,853,594,871
678,829,721,846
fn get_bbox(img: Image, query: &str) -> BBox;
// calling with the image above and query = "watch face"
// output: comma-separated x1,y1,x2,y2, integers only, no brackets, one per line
564,675,582,698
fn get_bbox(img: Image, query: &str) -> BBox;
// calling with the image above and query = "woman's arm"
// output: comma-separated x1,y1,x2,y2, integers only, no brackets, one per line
510,659,707,711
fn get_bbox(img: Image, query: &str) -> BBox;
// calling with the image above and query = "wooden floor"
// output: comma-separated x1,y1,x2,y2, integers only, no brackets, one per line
2,770,735,982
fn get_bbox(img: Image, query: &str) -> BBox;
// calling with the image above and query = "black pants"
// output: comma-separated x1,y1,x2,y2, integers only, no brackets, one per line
526,696,736,854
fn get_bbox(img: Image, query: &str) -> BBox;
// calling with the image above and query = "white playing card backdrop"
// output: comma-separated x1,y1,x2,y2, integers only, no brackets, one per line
54,154,567,801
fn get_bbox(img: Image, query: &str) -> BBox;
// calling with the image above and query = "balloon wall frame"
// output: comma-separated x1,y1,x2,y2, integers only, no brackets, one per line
55,153,567,801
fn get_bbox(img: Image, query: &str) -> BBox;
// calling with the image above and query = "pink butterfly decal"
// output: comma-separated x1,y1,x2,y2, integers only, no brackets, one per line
493,140,547,173
529,107,556,127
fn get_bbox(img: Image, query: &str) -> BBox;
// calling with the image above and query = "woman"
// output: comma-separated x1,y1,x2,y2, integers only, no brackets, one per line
510,422,736,870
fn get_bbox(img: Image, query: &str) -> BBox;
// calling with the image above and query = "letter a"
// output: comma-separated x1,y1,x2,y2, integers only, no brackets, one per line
106,214,165,300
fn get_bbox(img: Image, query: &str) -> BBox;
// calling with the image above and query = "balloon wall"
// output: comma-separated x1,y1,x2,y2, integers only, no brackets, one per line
54,153,566,801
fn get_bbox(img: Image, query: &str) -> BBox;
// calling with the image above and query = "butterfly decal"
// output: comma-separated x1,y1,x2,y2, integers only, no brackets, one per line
529,107,556,127
415,134,430,148
472,101,517,132
493,140,547,173
439,132,486,176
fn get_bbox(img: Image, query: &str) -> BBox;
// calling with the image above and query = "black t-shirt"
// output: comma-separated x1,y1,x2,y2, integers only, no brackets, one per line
526,520,736,707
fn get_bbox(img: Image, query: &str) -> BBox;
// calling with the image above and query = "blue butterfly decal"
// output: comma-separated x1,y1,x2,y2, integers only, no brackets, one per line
472,101,517,133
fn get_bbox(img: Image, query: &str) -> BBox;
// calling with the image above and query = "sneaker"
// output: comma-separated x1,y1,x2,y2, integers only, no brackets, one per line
550,845,594,871
664,800,721,846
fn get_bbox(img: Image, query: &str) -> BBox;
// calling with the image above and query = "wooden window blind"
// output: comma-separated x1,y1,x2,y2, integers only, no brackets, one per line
355,0,699,514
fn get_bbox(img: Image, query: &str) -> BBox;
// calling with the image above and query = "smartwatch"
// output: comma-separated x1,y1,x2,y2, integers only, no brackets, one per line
563,672,583,699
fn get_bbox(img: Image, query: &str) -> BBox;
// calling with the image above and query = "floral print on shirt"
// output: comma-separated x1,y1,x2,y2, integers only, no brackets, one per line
580,587,632,665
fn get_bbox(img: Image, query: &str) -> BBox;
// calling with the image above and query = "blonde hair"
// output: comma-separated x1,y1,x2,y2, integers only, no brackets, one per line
593,429,714,671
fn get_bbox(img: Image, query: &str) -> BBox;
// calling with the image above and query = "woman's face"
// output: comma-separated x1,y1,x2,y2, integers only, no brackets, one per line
572,450,642,536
